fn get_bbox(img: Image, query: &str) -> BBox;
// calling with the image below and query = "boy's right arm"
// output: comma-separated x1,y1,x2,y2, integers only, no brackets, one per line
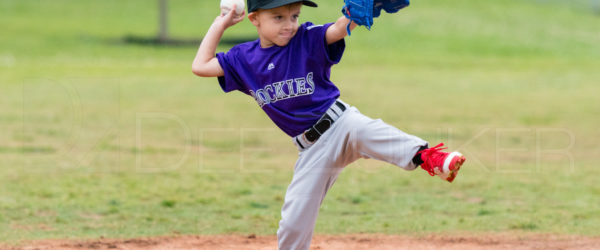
192,7,245,77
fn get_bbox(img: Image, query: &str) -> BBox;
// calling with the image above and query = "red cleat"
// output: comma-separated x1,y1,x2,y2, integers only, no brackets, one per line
418,143,466,183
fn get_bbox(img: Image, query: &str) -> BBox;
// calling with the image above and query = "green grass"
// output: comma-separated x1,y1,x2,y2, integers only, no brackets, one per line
1,0,600,243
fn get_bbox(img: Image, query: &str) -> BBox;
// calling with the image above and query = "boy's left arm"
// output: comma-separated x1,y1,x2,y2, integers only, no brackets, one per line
325,16,358,45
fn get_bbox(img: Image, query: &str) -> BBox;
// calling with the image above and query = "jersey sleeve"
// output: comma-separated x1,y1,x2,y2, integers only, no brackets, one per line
304,22,346,65
216,46,249,94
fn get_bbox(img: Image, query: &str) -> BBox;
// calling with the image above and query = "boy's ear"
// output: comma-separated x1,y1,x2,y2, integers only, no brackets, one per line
248,12,259,26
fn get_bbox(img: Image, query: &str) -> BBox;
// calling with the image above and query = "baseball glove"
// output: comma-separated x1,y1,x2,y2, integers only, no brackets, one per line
342,0,410,34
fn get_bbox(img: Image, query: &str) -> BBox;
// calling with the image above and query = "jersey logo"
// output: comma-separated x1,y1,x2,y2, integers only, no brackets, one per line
249,72,315,107
268,63,275,71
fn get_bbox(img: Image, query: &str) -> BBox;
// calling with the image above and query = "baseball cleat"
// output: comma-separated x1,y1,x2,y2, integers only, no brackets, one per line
418,143,466,183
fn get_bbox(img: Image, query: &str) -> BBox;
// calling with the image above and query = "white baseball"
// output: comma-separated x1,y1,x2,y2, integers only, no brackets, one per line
220,0,245,16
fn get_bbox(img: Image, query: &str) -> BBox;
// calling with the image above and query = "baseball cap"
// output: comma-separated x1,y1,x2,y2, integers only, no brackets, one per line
247,0,318,13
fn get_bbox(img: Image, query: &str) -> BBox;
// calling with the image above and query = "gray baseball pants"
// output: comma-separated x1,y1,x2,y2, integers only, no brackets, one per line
277,104,428,250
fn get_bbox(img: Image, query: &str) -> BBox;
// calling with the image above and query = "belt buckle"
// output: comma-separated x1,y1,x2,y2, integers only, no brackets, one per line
301,132,315,146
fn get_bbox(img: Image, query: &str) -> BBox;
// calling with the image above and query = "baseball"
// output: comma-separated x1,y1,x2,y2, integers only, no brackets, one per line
220,0,245,16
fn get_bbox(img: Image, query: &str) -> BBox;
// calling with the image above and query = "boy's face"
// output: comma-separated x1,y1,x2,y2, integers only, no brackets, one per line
249,3,302,48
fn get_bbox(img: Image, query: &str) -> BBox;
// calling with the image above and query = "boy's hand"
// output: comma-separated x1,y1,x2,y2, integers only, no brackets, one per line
215,4,246,29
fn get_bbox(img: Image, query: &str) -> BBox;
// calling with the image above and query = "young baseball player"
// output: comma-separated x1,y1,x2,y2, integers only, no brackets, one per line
192,0,466,249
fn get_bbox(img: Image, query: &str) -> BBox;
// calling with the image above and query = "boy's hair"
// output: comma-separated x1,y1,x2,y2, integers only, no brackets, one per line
247,0,318,13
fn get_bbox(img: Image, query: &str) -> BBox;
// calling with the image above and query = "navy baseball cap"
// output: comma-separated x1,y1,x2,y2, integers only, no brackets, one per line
247,0,318,13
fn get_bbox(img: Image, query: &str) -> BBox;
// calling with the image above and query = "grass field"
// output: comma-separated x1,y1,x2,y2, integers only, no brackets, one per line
1,0,600,244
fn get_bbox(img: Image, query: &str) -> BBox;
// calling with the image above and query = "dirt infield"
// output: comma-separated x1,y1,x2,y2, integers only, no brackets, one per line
6,234,600,250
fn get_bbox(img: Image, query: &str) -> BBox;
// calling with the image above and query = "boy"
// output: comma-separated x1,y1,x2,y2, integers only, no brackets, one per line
192,0,466,249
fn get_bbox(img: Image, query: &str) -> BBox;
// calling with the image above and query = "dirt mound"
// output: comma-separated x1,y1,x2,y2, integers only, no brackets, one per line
6,233,600,250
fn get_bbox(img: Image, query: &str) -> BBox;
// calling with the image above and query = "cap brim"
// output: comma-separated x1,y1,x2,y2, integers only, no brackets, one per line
256,0,318,12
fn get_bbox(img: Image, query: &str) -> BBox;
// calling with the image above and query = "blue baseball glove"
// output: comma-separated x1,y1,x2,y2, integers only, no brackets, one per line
342,0,410,35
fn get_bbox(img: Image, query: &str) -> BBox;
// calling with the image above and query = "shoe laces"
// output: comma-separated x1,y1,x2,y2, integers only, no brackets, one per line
418,143,447,176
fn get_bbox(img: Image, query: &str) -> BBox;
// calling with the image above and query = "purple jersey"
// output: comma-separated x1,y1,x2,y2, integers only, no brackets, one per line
216,22,345,137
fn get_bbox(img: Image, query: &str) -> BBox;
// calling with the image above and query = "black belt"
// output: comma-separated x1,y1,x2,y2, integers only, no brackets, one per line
296,100,347,149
